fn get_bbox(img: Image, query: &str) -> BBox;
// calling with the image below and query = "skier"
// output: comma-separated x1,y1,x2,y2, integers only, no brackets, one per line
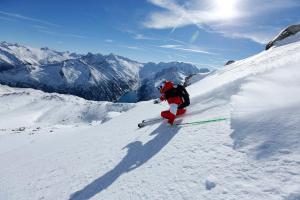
154,80,190,125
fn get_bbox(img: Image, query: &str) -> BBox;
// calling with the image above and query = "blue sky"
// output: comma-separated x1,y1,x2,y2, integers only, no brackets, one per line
0,0,299,68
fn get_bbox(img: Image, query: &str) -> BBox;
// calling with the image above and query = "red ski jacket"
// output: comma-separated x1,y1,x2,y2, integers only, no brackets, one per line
159,81,183,105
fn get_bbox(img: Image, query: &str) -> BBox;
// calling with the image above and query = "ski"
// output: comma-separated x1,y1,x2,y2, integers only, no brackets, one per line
175,118,228,126
138,117,162,128
138,117,228,128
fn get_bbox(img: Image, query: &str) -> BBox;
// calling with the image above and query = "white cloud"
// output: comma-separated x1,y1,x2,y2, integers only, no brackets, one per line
0,10,58,27
222,31,278,44
123,30,158,41
32,25,49,30
167,38,188,45
0,11,90,40
126,46,141,50
118,44,142,50
105,39,113,43
133,33,157,40
144,0,244,29
30,20,87,40
0,15,14,21
160,44,182,48
38,30,88,39
159,44,215,54
210,24,284,43
144,0,300,44
177,60,223,69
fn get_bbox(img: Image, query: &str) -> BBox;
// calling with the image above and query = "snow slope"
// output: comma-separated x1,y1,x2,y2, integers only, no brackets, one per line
0,85,134,155
0,85,134,129
1,38,300,199
231,63,300,158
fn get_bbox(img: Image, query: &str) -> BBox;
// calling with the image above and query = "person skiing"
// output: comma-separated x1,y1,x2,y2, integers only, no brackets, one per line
154,80,190,125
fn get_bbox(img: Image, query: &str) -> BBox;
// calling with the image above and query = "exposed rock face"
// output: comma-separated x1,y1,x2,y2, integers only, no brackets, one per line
183,72,210,87
266,24,300,50
225,60,235,65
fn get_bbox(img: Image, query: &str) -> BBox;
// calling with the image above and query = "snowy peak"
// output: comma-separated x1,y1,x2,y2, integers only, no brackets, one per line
0,43,141,101
81,52,105,64
266,24,300,50
0,41,80,66
104,53,142,76
0,42,205,102
140,61,201,79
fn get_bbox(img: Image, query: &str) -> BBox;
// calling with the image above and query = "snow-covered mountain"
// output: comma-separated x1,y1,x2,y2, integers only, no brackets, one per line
266,24,300,50
0,41,80,66
0,42,203,102
139,61,207,79
0,42,142,101
1,26,299,200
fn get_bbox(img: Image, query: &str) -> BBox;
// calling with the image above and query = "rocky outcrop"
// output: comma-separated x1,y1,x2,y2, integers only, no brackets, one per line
266,24,300,50
225,60,235,65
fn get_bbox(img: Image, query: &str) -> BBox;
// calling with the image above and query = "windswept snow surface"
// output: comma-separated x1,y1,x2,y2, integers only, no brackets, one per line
231,64,300,158
1,40,300,199
274,32,300,48
0,85,134,155
0,85,134,129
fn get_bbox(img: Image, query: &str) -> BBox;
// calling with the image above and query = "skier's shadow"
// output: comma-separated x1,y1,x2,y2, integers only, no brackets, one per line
69,122,182,200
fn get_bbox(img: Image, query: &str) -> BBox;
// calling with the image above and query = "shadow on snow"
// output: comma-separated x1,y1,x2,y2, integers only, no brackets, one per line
69,122,182,200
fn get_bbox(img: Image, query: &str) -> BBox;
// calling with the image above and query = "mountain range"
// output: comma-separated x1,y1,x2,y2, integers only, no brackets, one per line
0,41,208,102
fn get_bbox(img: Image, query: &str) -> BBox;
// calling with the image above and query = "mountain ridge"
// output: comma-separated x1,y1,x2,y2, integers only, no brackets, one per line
0,41,206,102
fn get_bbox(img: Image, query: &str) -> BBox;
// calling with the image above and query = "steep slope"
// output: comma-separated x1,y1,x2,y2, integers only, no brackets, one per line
231,63,300,159
0,32,300,200
266,24,300,50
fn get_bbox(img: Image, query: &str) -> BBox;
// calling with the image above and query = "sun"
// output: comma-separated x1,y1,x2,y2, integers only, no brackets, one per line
211,0,239,20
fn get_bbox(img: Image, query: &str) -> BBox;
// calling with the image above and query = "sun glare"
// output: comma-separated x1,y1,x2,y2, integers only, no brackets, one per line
211,0,239,20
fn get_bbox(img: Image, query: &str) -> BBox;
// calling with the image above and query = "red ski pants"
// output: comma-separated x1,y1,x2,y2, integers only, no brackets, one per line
161,108,186,124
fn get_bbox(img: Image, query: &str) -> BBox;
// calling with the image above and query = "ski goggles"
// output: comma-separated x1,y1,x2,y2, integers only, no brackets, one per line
156,81,166,91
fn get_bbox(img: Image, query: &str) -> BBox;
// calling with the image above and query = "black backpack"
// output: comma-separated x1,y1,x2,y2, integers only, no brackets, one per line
176,84,190,109
164,84,190,109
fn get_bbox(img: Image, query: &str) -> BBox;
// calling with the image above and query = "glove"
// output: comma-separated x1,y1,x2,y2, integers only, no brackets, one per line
153,99,160,104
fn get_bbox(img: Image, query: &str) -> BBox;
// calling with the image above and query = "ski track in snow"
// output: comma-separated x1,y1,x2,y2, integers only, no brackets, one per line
1,41,300,199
